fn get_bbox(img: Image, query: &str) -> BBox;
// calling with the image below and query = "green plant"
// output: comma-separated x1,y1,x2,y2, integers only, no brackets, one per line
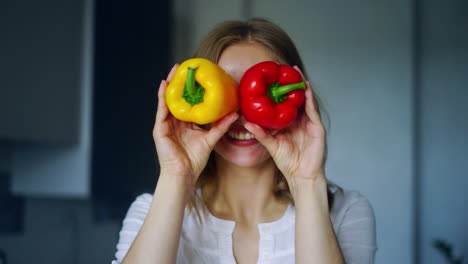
433,239,465,264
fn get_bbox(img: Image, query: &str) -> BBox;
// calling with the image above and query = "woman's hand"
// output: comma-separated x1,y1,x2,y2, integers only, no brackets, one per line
244,67,326,196
153,64,239,191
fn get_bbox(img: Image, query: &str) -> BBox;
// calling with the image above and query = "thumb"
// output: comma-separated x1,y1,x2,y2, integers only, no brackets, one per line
205,112,239,148
244,122,279,156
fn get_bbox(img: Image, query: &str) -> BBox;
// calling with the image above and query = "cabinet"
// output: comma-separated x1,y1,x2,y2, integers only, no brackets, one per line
0,0,83,144
9,0,170,212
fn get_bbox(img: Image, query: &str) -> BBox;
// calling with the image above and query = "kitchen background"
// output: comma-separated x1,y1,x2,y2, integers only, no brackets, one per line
0,0,467,263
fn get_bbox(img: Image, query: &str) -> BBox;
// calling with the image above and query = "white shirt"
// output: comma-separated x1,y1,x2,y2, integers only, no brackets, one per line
112,185,377,264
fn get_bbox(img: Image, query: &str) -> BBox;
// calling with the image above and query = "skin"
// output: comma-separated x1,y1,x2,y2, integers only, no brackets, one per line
121,41,344,264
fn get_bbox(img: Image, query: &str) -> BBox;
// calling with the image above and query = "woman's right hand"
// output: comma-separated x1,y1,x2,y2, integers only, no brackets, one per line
153,64,238,191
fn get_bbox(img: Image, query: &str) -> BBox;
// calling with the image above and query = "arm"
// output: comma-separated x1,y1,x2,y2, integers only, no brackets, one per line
292,176,344,264
120,175,189,264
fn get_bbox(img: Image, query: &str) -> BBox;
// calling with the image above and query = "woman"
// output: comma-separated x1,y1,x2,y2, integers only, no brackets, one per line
113,18,376,264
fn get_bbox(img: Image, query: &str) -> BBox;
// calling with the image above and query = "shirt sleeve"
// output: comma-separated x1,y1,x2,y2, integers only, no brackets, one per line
336,194,377,264
111,193,153,264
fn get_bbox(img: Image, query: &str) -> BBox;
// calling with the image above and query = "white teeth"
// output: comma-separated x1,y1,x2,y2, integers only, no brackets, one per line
228,131,255,140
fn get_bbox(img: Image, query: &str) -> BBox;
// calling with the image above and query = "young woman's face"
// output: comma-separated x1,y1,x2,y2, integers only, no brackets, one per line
214,41,278,168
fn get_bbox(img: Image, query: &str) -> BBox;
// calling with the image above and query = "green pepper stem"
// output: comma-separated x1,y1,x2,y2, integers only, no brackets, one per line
182,67,205,106
185,67,197,95
269,82,306,103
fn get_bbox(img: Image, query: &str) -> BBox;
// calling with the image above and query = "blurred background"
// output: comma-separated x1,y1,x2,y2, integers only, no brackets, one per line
0,0,467,263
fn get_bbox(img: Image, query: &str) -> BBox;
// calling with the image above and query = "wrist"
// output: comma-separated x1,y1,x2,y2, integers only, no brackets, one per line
289,174,328,204
156,172,195,201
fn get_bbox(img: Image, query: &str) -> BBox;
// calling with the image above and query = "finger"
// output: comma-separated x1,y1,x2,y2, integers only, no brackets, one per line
166,64,178,82
155,64,179,124
205,112,239,148
293,65,306,81
304,81,322,124
244,122,279,155
155,80,169,125
293,66,320,122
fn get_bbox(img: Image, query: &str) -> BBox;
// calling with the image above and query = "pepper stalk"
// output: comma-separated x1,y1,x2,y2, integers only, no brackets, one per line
268,81,306,104
182,67,205,106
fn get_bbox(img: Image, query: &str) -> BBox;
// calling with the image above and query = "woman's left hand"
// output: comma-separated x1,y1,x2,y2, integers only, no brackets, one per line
244,68,326,194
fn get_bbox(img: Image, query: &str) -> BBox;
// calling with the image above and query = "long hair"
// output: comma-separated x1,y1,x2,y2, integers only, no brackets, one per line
188,18,333,218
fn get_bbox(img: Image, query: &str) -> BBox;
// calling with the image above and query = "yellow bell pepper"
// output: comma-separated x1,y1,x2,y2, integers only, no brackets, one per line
165,58,239,124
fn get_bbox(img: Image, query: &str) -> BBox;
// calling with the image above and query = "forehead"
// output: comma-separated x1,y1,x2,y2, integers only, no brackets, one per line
217,41,277,82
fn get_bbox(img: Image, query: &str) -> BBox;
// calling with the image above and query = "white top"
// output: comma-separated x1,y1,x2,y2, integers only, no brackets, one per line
112,186,377,264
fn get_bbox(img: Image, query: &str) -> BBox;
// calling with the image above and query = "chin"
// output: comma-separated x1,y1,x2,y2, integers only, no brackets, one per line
225,155,271,168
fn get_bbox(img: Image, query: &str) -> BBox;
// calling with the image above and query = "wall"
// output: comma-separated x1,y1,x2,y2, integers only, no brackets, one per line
419,0,468,263
171,0,246,62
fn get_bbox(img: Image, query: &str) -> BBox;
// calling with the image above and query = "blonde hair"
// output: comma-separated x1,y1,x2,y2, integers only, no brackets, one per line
188,18,332,218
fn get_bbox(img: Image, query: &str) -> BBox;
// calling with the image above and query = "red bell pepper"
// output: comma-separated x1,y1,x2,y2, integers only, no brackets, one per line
239,61,306,130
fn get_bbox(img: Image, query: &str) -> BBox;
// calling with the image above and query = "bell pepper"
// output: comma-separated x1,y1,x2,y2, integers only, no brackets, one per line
165,58,239,124
239,61,306,130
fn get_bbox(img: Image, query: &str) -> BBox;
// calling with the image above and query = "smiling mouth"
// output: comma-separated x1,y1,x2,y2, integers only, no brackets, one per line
227,131,255,140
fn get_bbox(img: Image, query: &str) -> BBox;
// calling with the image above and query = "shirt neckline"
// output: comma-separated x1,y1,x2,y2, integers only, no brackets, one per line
204,202,295,234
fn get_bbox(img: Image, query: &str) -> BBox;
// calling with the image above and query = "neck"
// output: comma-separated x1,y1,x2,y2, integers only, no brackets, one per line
204,154,287,225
